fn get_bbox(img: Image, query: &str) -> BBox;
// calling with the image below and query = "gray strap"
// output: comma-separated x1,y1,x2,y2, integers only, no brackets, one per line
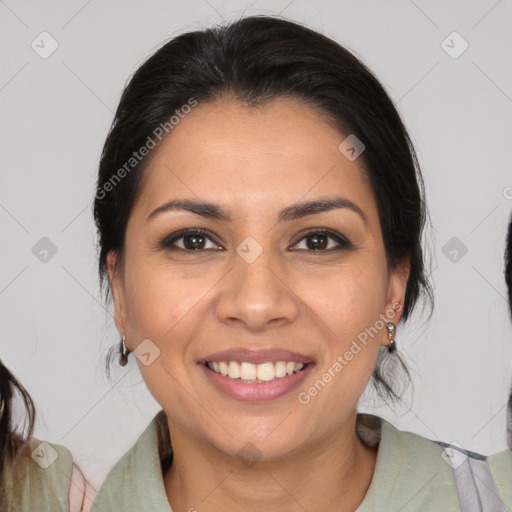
438,442,506,511
471,457,506,512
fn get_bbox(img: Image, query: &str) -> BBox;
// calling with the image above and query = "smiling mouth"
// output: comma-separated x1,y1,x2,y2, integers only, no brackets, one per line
203,360,310,383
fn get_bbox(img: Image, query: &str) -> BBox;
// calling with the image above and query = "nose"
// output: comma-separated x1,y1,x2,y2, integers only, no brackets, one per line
214,243,300,332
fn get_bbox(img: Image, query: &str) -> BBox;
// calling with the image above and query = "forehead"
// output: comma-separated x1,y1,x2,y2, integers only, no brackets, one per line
133,97,375,222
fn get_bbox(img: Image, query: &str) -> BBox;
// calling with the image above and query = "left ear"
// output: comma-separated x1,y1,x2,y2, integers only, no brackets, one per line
384,253,411,326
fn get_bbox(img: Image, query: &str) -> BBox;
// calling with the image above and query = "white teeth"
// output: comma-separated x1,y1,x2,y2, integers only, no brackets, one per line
275,361,287,378
219,361,229,376
228,361,240,379
240,362,257,380
206,360,308,382
257,362,275,382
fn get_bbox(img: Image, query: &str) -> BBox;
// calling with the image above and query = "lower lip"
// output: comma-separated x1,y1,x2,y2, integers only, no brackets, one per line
199,363,314,402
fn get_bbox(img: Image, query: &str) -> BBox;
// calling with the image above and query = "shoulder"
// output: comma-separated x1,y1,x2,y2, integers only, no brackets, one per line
487,449,512,507
373,416,460,505
358,414,488,512
92,410,171,512
358,413,459,477
3,437,76,511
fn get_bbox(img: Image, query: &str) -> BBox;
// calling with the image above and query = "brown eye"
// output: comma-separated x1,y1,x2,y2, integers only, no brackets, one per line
160,228,223,251
291,230,352,252
159,228,352,254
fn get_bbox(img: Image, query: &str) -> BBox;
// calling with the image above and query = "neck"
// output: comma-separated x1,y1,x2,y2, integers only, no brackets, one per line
163,411,378,512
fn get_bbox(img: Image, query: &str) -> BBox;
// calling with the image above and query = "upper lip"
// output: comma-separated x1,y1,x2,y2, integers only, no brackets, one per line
198,348,315,365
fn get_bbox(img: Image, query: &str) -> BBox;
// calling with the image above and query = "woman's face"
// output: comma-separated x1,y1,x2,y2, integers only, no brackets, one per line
108,97,408,460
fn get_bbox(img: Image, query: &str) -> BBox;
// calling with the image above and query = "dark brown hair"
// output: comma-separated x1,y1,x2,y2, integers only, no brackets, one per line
0,359,35,501
505,213,512,449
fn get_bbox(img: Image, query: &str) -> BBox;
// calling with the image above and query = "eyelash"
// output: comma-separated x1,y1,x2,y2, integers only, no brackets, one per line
158,227,353,254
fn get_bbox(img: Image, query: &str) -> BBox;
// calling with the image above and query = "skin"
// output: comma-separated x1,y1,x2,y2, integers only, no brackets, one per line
108,96,410,512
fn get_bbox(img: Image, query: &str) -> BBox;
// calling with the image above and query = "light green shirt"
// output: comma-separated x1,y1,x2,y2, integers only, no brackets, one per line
2,437,76,512
488,448,512,506
93,410,511,511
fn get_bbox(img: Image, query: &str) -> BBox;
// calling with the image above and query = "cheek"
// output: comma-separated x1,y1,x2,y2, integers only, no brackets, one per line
299,262,388,338
123,255,207,341
295,261,388,397
123,264,206,412
297,271,387,407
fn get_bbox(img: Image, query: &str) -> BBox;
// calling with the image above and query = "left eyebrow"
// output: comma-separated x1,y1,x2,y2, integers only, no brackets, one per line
146,197,368,226
279,197,368,225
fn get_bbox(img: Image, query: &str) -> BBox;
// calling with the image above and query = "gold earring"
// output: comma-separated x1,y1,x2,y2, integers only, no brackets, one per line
386,322,396,353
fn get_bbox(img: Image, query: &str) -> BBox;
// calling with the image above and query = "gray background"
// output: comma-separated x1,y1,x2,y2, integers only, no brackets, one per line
1,0,511,488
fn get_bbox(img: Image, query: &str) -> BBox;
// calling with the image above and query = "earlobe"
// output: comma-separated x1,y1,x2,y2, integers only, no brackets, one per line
382,259,409,352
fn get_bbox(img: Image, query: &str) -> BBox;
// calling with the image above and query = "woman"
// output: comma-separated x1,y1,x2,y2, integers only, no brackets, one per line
91,15,508,511
487,214,512,504
0,359,94,511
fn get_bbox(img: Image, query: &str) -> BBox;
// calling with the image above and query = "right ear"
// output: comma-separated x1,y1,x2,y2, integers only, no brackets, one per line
107,251,129,337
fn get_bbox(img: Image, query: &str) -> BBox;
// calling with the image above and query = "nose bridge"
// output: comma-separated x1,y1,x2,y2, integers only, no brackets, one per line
235,235,279,293
215,234,299,329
